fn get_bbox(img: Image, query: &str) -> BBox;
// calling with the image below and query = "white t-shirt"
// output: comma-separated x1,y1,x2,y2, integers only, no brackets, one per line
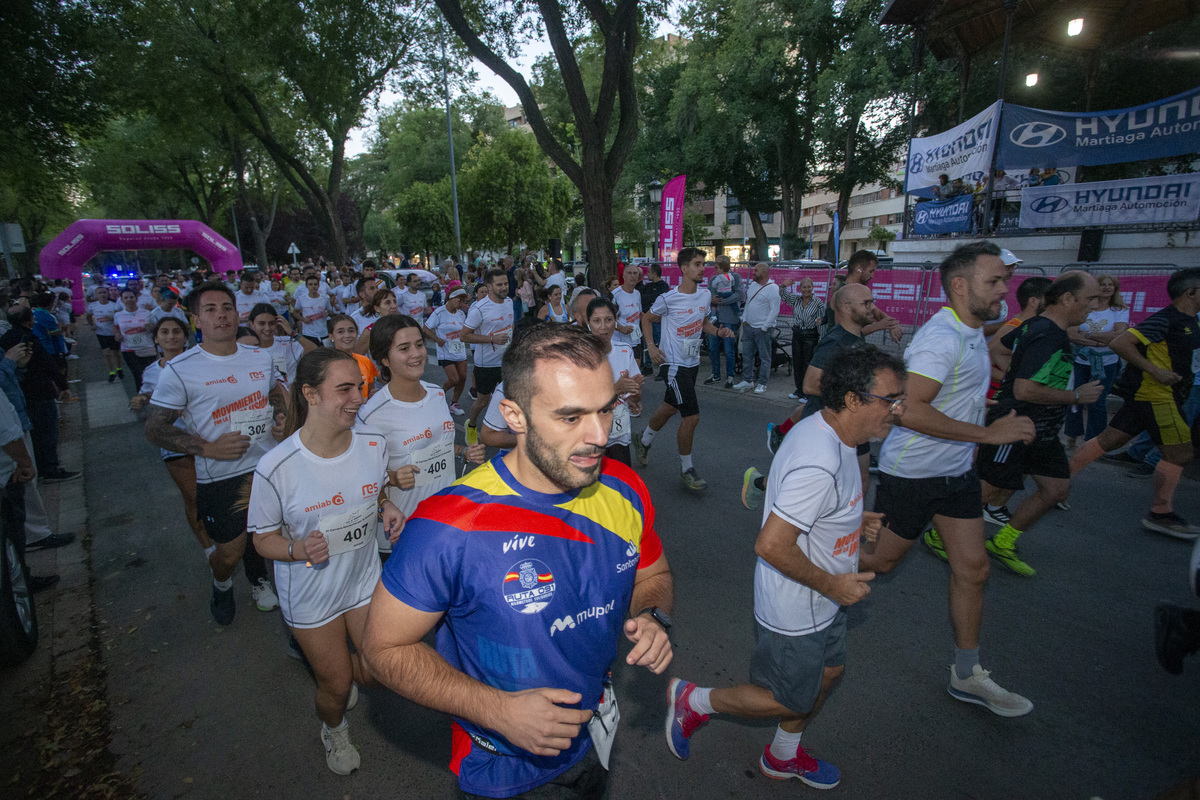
247,430,386,628
356,382,457,552
1077,307,1130,366
137,290,157,311
464,296,514,368
349,308,377,333
612,287,642,346
605,345,639,447
235,290,266,323
545,272,567,295
878,306,990,480
264,289,288,314
114,309,157,356
139,359,188,460
754,412,862,636
146,305,189,331
263,338,307,387
149,344,279,483
427,306,467,362
88,301,119,336
482,382,514,435
294,292,332,338
651,287,712,368
395,287,427,325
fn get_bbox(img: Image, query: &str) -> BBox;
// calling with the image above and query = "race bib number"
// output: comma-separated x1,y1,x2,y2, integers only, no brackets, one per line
320,500,377,558
684,339,700,360
229,407,272,443
272,353,288,381
611,403,631,439
124,331,153,351
411,439,455,488
445,339,465,357
587,679,620,770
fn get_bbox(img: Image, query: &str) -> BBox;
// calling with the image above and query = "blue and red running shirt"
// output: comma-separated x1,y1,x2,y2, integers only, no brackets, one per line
381,453,663,798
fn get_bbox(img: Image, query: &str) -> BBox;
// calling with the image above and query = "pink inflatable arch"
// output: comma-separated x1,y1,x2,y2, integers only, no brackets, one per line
39,219,243,313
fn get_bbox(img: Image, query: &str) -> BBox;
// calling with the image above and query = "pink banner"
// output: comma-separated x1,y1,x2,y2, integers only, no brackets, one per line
39,219,243,313
659,175,685,265
658,263,835,317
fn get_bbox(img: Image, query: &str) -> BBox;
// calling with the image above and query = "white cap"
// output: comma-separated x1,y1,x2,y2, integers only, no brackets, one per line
999,248,1023,266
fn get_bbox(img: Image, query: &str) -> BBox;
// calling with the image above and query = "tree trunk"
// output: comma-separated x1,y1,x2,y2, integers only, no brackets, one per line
748,213,769,262
581,182,617,287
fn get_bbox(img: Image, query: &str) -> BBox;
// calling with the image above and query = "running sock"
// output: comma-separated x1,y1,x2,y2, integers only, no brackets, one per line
641,428,656,447
213,576,233,591
754,476,767,491
203,545,217,559
680,454,694,472
770,727,803,760
954,647,980,680
1069,438,1105,476
779,418,795,436
690,687,715,715
323,717,348,733
985,503,1006,513
1152,460,1183,514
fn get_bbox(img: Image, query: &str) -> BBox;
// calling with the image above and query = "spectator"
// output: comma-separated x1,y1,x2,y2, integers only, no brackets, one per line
0,388,57,592
733,263,781,393
780,277,825,400
704,256,744,388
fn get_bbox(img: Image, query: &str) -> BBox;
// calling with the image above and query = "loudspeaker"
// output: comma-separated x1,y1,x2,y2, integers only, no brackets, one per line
548,238,562,259
401,244,412,258
1077,228,1104,263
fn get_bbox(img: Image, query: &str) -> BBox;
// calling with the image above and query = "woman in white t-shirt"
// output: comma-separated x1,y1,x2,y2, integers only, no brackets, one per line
129,316,213,556
1066,274,1130,442
247,348,404,776
422,287,469,415
352,289,398,355
585,297,643,465
113,287,158,390
357,315,485,555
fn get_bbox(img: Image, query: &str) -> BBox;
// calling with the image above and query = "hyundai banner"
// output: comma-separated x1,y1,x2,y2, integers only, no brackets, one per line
904,101,1000,199
1019,174,1200,228
999,85,1200,168
912,195,974,234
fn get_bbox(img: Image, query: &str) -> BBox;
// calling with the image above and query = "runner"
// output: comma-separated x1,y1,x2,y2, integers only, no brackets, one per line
612,263,645,367
113,286,159,390
86,285,122,382
479,381,518,449
293,275,333,346
975,272,1102,576
129,316,214,555
666,346,903,787
860,241,1035,717
1070,267,1200,538
357,314,485,559
835,251,901,343
570,288,599,328
326,314,378,398
461,268,514,445
146,286,190,333
423,287,469,416
248,348,404,775
633,247,735,491
248,303,315,389
586,297,642,465
235,273,266,324
362,322,673,799
394,272,428,327
145,281,288,624
348,277,379,331
352,290,399,354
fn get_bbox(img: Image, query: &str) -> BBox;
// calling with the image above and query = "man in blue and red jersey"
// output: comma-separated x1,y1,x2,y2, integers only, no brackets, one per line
363,322,675,799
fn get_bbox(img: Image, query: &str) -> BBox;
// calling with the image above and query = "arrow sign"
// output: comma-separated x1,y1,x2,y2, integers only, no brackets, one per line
287,242,300,254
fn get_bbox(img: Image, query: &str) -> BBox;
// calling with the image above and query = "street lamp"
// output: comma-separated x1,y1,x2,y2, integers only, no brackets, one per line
648,179,663,261
1067,18,1084,36
1025,72,1038,87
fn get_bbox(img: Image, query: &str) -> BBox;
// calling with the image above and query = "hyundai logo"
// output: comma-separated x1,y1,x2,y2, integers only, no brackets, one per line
1030,196,1070,213
915,208,929,224
1009,122,1067,147
910,152,924,173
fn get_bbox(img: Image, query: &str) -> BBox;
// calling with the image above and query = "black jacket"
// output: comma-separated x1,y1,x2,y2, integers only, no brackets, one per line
0,327,67,402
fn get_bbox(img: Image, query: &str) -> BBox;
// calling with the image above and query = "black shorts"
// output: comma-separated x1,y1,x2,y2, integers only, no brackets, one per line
1110,398,1191,447
195,473,252,544
438,358,466,368
977,438,1070,491
662,364,700,417
875,471,982,541
475,365,503,395
96,334,119,351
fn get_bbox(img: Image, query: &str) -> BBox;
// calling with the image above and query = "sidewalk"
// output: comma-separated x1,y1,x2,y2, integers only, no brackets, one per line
0,341,141,798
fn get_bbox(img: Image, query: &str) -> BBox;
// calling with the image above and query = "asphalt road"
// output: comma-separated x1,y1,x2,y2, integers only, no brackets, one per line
81,346,1200,799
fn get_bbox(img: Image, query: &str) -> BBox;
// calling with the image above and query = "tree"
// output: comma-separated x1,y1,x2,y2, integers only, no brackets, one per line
867,224,896,252
433,0,658,284
458,129,574,254
680,210,710,247
393,178,456,262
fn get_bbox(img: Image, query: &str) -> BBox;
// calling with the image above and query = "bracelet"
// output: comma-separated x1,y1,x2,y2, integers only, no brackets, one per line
288,540,295,560
1074,390,1079,402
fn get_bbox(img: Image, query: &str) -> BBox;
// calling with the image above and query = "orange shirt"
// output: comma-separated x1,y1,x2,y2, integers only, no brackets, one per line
351,352,379,398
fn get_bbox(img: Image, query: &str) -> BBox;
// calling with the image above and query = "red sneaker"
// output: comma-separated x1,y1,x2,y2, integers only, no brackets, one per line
759,742,841,789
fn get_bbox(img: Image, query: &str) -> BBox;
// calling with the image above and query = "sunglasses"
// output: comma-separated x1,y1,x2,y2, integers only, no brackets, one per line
857,392,906,414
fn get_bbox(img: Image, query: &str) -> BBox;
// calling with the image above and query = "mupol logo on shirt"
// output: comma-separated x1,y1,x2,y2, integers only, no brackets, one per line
502,559,556,614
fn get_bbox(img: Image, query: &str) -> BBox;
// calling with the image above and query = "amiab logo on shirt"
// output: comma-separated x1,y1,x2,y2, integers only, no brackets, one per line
502,559,556,614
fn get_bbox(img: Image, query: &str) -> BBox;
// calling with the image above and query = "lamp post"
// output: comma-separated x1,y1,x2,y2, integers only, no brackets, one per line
648,179,663,262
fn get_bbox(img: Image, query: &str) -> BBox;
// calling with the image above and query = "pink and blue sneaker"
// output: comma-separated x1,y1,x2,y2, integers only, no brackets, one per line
665,678,709,759
759,742,841,789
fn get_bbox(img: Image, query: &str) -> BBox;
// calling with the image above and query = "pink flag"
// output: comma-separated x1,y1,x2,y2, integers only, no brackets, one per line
659,175,686,264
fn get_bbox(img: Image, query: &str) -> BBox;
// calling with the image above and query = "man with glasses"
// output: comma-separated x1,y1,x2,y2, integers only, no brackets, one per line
667,346,904,789
862,241,1036,718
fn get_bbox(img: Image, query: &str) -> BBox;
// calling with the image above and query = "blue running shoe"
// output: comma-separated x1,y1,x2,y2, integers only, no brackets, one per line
665,678,709,760
759,743,840,789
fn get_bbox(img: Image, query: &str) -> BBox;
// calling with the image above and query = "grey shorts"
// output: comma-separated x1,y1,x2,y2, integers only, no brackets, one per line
749,611,847,714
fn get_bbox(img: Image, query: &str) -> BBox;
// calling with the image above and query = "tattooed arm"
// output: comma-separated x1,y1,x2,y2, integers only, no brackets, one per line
145,405,250,459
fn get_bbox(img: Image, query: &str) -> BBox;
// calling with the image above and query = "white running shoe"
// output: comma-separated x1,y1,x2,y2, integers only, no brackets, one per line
321,720,361,775
947,665,1033,717
754,384,766,394
732,380,753,391
251,578,279,612
449,402,465,416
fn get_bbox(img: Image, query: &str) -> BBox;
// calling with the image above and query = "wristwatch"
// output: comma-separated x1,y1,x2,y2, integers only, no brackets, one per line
637,606,673,633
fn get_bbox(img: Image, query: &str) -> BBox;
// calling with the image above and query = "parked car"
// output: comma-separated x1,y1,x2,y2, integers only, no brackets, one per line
0,514,37,668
